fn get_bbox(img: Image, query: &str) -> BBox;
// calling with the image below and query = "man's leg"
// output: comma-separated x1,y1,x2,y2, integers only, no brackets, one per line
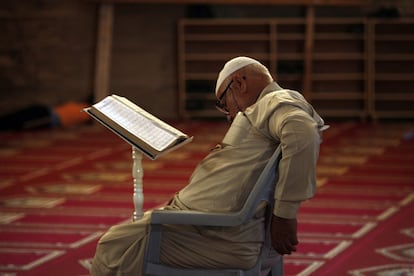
91,212,151,276
0,105,52,131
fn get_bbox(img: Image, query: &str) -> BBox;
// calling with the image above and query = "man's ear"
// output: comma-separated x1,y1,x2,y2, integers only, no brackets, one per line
233,75,247,94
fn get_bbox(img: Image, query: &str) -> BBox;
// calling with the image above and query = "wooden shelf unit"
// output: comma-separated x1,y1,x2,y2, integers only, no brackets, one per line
178,17,414,120
310,18,368,119
177,18,307,118
370,19,414,119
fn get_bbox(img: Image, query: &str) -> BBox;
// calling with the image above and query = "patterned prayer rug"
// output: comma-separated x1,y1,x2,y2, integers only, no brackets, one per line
285,122,414,275
0,121,413,275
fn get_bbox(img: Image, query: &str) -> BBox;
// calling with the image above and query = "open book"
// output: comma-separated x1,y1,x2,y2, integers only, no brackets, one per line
84,94,193,160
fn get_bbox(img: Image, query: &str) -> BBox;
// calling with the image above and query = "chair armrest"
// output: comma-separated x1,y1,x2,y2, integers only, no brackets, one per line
151,209,246,227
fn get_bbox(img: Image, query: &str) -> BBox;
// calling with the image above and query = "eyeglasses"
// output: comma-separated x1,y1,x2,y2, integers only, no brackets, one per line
215,80,233,114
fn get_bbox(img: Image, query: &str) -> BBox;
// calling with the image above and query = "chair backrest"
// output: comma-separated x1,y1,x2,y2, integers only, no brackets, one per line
237,145,281,224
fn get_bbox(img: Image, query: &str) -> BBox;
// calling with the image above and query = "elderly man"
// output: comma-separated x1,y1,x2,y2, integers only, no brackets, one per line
91,56,325,275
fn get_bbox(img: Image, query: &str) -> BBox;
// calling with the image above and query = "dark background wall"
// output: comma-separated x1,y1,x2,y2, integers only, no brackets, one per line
0,1,96,114
1,0,412,120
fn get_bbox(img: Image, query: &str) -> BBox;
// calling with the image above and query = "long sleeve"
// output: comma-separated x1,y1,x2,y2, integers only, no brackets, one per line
269,105,322,219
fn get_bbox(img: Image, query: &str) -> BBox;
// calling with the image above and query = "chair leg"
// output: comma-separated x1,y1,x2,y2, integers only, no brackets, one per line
270,256,283,276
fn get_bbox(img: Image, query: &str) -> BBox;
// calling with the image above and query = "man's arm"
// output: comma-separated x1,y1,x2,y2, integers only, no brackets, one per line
269,106,322,255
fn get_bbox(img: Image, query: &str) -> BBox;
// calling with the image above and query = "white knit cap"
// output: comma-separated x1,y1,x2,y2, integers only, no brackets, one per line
215,56,262,96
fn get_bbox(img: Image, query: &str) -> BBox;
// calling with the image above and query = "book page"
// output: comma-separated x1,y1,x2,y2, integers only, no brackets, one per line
114,95,187,137
94,97,177,151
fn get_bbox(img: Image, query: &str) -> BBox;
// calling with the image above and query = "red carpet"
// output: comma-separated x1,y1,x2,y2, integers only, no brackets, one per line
1,121,413,275
286,123,414,275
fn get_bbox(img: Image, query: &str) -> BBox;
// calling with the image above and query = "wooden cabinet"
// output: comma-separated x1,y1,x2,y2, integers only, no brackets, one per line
177,17,414,120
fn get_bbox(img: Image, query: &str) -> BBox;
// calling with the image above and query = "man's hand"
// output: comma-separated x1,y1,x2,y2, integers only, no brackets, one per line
270,215,298,255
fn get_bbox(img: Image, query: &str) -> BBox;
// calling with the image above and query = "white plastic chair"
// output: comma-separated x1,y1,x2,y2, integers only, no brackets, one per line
143,145,283,276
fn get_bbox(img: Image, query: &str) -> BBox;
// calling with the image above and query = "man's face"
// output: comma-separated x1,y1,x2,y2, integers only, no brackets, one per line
217,73,265,123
